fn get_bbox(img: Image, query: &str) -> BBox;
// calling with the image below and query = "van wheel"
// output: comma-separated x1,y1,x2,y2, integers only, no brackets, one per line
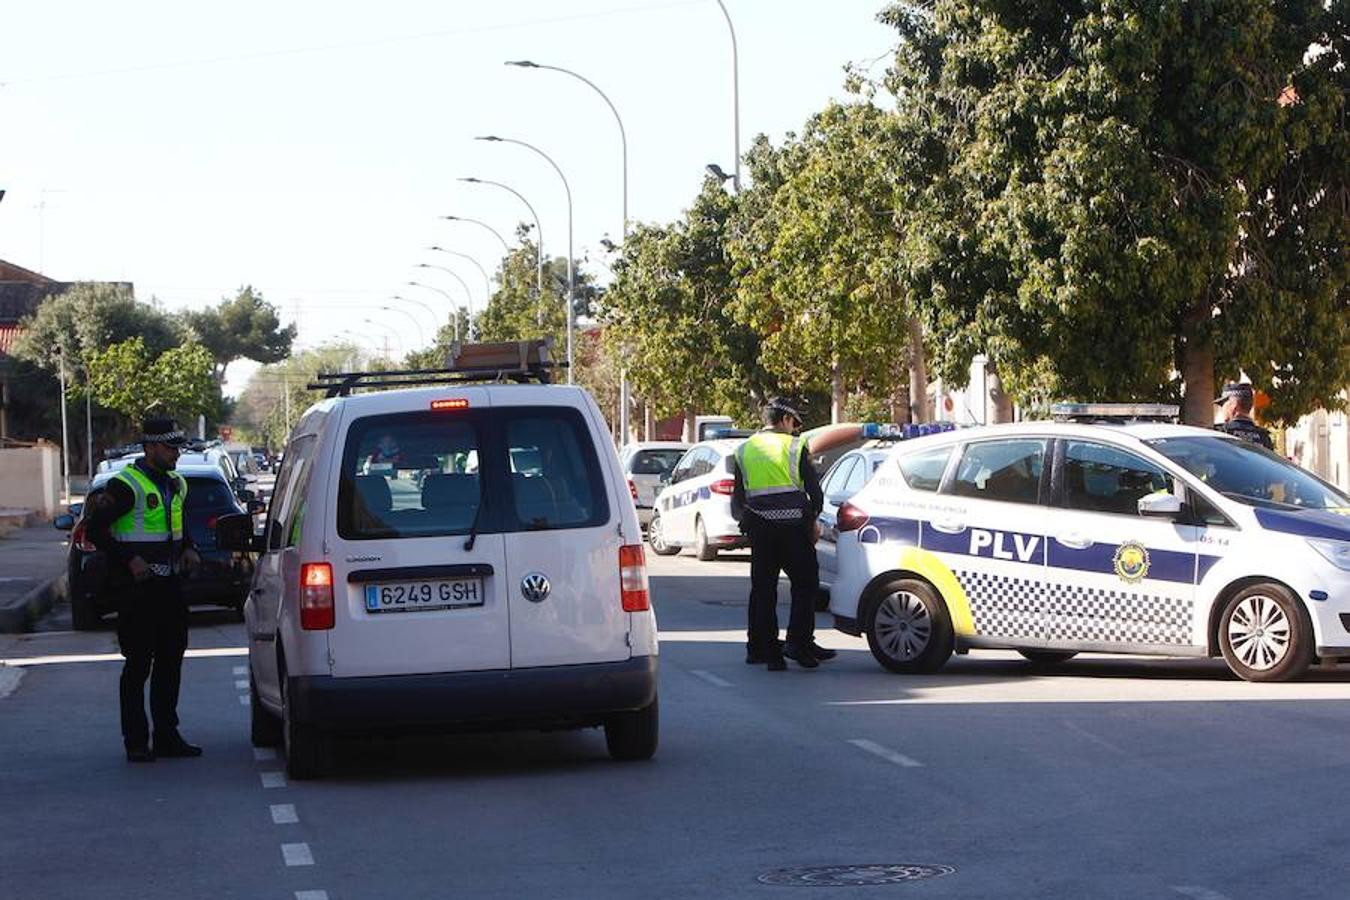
605,696,659,761
250,671,282,748
863,578,953,674
648,514,680,557
282,675,330,779
1018,650,1078,667
694,518,718,561
1219,583,1313,682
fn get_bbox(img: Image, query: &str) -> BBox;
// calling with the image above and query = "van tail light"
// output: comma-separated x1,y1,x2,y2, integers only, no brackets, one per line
299,563,335,630
710,478,735,496
72,520,96,553
837,501,870,533
619,544,650,612
627,479,638,501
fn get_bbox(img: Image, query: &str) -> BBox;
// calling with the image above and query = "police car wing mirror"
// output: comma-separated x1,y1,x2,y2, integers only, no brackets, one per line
1137,493,1183,518
214,513,255,552
53,514,75,531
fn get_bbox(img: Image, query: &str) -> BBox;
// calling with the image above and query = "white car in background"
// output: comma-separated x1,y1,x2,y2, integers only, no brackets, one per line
620,442,690,528
647,438,750,561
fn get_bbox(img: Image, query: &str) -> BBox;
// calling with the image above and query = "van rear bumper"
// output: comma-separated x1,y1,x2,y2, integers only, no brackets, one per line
290,655,658,734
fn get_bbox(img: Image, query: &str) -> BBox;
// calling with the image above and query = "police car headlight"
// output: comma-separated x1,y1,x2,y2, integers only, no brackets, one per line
1308,538,1350,571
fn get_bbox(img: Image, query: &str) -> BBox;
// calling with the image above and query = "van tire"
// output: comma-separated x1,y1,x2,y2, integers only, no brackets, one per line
863,578,953,674
250,671,282,748
648,514,680,557
282,676,330,779
605,696,659,761
1018,650,1078,667
694,518,718,561
1218,582,1313,682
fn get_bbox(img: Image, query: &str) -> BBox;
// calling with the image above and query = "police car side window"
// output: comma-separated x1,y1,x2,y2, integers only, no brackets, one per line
823,457,858,501
1062,441,1172,517
948,439,1046,505
898,446,953,493
841,457,868,497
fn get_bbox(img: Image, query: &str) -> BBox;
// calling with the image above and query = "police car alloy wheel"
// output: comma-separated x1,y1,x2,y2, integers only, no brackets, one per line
863,578,954,674
1218,583,1313,683
648,513,680,557
694,517,718,562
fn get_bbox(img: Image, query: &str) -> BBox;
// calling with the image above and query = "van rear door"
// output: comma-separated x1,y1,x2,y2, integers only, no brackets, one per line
325,394,513,677
495,397,631,668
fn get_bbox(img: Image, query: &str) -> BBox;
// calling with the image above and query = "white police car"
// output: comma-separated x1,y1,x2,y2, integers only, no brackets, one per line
647,438,750,561
817,444,895,594
828,406,1350,682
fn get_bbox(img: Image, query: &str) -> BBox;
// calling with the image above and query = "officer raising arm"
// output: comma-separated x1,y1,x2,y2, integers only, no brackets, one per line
731,397,836,671
1215,382,1274,450
85,417,203,763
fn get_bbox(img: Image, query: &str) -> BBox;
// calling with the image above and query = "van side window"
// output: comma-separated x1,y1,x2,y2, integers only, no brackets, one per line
1062,441,1173,516
948,439,1046,505
266,435,316,550
505,412,607,531
899,446,952,493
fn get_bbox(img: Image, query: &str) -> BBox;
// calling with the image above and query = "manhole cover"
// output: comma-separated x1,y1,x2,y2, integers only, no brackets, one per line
758,864,956,887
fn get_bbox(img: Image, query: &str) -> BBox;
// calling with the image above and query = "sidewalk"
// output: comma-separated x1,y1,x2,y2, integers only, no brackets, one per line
0,518,69,633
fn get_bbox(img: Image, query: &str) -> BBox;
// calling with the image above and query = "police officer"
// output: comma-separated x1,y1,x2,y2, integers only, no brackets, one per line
1216,382,1274,450
730,397,835,670
87,417,203,762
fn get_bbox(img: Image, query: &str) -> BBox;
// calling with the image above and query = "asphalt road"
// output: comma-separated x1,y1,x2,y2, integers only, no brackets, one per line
5,549,1350,899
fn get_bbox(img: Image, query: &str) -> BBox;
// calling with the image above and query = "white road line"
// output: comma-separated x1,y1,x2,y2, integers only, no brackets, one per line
690,669,732,687
1172,887,1234,900
253,747,278,762
2,647,247,667
238,694,250,706
281,842,314,867
232,665,247,675
260,771,287,789
296,892,329,900
234,679,249,689
271,803,299,825
848,738,923,768
1062,719,1127,755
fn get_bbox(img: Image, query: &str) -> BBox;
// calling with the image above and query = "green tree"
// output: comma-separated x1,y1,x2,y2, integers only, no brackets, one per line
234,343,370,450
14,282,182,373
882,0,1348,424
183,285,297,385
86,337,217,422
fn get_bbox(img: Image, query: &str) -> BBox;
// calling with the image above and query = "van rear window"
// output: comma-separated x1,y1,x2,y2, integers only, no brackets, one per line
337,407,609,540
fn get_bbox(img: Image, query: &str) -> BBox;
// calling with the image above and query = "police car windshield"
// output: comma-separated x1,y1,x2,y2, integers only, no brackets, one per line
1146,436,1349,511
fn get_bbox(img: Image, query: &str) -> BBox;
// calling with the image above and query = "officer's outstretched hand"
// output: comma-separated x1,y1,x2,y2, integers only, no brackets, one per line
182,548,202,573
128,556,150,581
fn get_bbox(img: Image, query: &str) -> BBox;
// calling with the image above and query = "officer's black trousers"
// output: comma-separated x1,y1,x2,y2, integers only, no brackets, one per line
116,576,188,749
746,519,819,654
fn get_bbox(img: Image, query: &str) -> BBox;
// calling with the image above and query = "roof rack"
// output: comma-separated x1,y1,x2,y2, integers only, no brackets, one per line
308,338,565,398
1050,402,1180,424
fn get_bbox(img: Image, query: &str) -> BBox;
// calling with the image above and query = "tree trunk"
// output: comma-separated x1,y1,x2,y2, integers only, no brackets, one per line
891,358,912,424
830,360,844,424
907,316,928,423
643,402,653,441
1180,305,1216,427
683,408,696,444
987,364,1015,424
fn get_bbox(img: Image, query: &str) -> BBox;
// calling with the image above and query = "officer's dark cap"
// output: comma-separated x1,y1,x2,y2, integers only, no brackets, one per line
763,396,805,423
142,417,188,447
1215,382,1255,405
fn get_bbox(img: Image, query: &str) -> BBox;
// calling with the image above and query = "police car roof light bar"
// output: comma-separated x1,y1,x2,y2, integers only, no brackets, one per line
1050,403,1180,423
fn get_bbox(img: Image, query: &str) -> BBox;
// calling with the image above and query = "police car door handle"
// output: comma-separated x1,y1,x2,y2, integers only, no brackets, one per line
1056,532,1093,550
930,519,966,534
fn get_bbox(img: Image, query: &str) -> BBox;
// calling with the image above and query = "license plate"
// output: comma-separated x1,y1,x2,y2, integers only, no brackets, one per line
364,578,484,613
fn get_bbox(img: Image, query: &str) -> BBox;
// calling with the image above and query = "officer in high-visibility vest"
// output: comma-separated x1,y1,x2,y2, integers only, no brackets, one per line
86,417,202,762
731,397,833,670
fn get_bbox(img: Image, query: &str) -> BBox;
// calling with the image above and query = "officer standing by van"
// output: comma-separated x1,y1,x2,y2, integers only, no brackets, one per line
1216,382,1274,450
730,397,835,670
86,417,203,762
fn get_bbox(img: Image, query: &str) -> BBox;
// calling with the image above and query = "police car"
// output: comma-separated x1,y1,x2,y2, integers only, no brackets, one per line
647,437,751,561
827,405,1350,682
817,444,895,594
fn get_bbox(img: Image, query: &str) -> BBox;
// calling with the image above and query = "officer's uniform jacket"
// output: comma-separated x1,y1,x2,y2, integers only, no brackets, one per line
730,430,824,524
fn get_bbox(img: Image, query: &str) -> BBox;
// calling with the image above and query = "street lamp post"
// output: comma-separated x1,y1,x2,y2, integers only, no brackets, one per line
476,135,575,383
715,0,742,192
386,294,440,335
378,305,426,347
459,177,543,297
440,215,510,257
406,279,470,342
362,318,405,357
425,246,492,303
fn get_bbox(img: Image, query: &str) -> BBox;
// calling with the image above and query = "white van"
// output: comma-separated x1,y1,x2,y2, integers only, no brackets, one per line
219,348,659,777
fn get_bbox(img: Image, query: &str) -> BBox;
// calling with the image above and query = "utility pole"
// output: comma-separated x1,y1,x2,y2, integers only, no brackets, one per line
58,348,70,501
85,372,93,483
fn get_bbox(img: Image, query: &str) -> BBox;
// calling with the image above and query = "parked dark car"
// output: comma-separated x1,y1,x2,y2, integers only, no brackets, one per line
54,463,262,630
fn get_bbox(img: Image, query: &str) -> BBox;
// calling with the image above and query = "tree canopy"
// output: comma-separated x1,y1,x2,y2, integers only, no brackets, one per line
183,286,297,384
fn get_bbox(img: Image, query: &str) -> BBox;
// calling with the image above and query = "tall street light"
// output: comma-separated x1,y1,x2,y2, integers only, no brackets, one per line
395,289,460,343
714,0,741,192
406,279,470,341
440,215,510,257
362,318,405,356
386,293,440,334
426,246,493,306
459,176,543,296
377,305,426,347
476,135,575,383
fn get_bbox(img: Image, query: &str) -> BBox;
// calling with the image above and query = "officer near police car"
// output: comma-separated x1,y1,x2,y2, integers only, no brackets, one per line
86,416,204,762
1216,382,1274,450
730,397,837,670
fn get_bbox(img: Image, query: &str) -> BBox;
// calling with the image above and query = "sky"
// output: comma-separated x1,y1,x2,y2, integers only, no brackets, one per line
0,0,897,396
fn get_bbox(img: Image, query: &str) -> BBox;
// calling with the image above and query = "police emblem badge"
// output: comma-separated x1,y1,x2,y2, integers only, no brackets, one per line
1113,541,1150,583
146,494,161,510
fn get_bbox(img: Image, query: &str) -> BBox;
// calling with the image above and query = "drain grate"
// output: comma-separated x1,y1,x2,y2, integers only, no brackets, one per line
758,864,956,887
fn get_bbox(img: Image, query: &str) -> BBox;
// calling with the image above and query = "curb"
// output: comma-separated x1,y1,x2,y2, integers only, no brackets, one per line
0,574,66,634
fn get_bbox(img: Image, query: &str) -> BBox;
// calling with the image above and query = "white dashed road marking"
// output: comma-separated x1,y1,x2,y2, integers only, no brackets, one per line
238,694,250,706
848,738,923,768
690,669,732,687
253,747,277,762
1172,887,1233,900
271,803,299,825
235,679,249,689
260,771,287,789
281,843,314,867
296,892,329,900
233,665,247,675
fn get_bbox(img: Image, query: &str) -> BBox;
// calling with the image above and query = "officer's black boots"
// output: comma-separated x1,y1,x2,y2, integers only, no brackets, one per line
125,745,155,763
153,732,203,758
784,643,820,669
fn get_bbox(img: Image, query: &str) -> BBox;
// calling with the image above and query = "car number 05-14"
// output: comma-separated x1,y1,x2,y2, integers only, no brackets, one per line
364,579,483,613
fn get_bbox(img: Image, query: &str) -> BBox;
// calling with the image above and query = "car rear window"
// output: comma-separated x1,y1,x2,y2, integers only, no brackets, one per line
184,477,236,511
629,449,685,476
337,406,608,540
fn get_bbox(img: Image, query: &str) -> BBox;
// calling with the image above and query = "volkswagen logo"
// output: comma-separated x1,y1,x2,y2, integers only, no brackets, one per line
520,572,551,603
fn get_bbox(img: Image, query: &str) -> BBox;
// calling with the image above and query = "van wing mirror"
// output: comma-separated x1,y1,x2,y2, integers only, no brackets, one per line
215,513,256,552
1137,493,1183,518
53,514,75,531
